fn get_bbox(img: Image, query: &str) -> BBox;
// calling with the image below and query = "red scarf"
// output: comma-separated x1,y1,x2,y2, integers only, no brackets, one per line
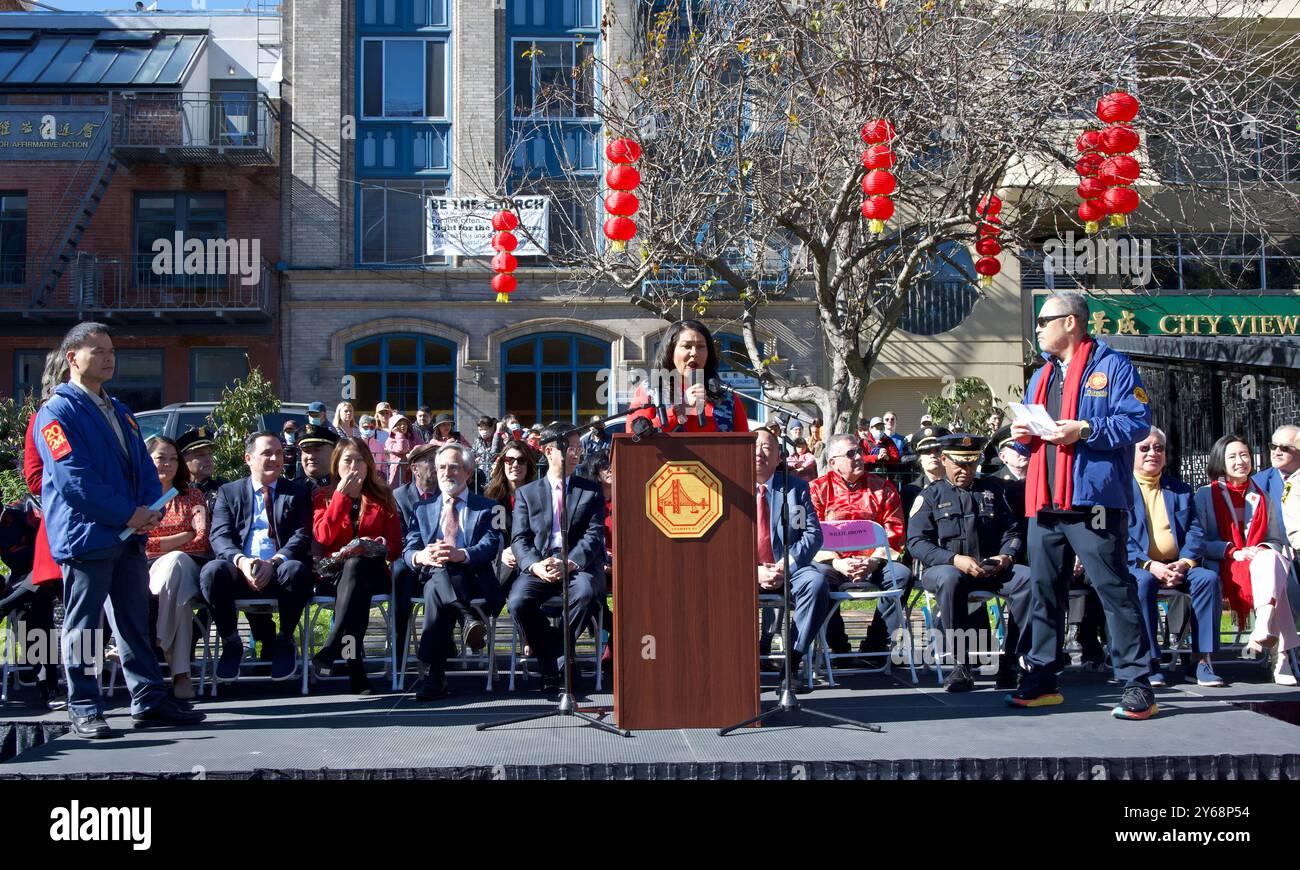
1211,479,1268,621
1024,338,1095,516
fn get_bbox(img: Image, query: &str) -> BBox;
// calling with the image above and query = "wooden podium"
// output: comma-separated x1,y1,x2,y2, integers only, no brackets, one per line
611,432,758,730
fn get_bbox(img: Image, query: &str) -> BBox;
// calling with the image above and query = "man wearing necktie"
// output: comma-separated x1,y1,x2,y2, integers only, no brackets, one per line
405,444,504,701
509,422,606,695
754,428,829,688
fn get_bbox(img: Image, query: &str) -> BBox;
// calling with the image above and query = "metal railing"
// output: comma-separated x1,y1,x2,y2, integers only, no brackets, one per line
111,92,277,159
65,252,272,313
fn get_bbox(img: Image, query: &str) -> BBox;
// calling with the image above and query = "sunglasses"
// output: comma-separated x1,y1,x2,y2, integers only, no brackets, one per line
1269,443,1297,453
1036,313,1071,328
1137,444,1165,454
834,449,864,460
503,456,528,465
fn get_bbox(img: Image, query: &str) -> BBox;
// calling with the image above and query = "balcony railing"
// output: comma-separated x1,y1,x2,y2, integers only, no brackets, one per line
110,92,278,166
0,253,272,323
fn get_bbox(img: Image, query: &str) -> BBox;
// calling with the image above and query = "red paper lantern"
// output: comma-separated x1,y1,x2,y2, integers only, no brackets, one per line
862,144,897,169
605,138,642,164
977,218,1001,237
492,231,518,252
491,272,517,302
861,170,897,196
1096,91,1140,124
1076,153,1105,177
490,211,519,232
604,191,639,217
1098,155,1141,187
491,251,517,273
1075,129,1102,154
977,194,1002,218
604,216,637,251
975,237,1002,256
860,196,895,233
1077,177,1107,200
860,118,896,144
975,256,1001,287
1099,124,1140,155
1102,185,1140,227
606,165,641,190
1078,198,1107,234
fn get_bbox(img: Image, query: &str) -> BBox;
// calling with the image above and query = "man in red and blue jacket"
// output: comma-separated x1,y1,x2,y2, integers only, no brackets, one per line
35,323,204,738
1008,291,1156,720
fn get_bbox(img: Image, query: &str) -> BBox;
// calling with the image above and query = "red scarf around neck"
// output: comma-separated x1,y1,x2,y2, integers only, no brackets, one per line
1024,337,1095,516
1211,479,1268,620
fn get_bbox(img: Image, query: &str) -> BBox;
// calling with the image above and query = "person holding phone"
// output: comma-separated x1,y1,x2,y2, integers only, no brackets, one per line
907,433,1032,693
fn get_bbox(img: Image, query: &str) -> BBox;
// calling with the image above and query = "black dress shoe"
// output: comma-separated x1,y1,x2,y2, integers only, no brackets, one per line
540,675,562,695
69,713,112,739
311,650,338,677
132,697,207,728
462,620,487,653
944,663,976,693
216,640,244,681
415,676,449,702
270,635,297,681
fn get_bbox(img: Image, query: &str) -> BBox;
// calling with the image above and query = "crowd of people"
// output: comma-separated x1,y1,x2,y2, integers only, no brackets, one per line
3,293,1299,740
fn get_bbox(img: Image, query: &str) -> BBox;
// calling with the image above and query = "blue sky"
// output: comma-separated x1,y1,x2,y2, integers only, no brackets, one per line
28,0,260,11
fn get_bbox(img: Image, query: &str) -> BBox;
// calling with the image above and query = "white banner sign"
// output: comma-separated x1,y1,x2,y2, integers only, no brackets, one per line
425,196,550,257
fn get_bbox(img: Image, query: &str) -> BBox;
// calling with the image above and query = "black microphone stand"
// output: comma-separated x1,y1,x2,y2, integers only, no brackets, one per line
719,400,881,735
477,443,631,737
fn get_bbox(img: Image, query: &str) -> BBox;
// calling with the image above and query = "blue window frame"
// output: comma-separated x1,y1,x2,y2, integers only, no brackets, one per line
714,333,762,423
502,333,610,426
346,334,457,419
359,0,448,29
508,0,600,30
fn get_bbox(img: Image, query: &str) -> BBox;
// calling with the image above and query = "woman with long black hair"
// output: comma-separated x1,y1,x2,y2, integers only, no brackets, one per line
627,319,750,433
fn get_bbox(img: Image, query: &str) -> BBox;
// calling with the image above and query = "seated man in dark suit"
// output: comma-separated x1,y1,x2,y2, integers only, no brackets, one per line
406,443,504,701
200,431,315,682
509,422,605,694
1129,427,1222,688
754,428,829,687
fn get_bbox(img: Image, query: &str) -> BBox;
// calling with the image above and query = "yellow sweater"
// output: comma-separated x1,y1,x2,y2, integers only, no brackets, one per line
1135,473,1180,563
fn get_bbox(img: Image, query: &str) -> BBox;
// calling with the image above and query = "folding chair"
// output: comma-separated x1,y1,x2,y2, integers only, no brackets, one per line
918,582,1007,685
203,599,306,697
301,593,392,694
811,520,917,686
394,596,498,692
759,593,814,690
104,604,212,698
504,596,604,691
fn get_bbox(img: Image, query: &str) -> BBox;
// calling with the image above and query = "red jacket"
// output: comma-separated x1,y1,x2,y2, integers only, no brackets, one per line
23,413,61,585
312,488,402,564
808,469,905,560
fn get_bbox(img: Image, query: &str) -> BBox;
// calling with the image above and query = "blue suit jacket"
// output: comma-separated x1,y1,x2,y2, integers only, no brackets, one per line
1252,467,1286,516
34,382,161,561
403,489,504,607
760,474,823,570
209,477,313,565
1127,475,1203,570
1024,340,1151,511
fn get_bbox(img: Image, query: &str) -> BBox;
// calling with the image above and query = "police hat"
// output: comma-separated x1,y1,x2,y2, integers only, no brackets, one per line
176,426,215,455
910,425,951,453
939,432,987,462
297,424,339,448
991,424,1030,457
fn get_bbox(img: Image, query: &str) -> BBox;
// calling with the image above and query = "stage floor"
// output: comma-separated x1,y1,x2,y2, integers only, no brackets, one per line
2,656,1298,780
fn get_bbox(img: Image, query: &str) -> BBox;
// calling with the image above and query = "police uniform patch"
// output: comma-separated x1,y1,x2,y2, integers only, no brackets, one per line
1087,372,1108,391
41,420,72,461
1133,386,1149,404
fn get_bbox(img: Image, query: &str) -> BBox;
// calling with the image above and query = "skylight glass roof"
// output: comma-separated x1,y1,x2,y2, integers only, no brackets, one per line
0,29,205,87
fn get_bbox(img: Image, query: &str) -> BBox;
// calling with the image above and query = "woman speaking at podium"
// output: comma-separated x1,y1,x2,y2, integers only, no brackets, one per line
628,320,749,433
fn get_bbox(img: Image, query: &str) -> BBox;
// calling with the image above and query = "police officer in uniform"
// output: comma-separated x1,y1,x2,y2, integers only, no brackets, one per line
900,425,950,520
908,433,1032,692
178,427,226,516
297,424,339,494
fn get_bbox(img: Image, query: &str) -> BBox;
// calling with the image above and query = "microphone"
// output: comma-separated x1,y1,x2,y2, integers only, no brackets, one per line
688,368,705,428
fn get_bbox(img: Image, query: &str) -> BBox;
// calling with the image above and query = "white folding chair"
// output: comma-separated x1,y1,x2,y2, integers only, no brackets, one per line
759,593,814,689
811,520,917,686
505,596,604,691
203,599,306,697
394,596,498,692
918,582,1007,685
301,593,392,694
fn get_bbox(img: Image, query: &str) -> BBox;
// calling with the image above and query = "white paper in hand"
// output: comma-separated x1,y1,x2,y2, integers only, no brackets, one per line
1009,402,1057,438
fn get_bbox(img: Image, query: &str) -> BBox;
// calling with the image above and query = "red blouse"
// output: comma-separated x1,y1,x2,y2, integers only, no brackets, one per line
627,388,750,433
312,488,402,564
146,488,209,559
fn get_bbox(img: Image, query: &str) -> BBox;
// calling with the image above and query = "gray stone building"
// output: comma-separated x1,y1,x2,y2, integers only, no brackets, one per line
278,0,824,428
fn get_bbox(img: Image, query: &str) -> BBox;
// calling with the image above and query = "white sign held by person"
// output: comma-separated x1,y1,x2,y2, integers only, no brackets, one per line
426,196,550,257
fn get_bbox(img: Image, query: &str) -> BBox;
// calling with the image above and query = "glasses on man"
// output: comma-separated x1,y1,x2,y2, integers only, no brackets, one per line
1036,313,1070,328
1269,443,1297,454
834,448,864,460
1137,444,1165,454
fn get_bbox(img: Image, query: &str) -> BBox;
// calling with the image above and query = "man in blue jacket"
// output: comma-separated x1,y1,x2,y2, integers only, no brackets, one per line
1253,424,1300,514
35,323,204,738
1009,291,1156,720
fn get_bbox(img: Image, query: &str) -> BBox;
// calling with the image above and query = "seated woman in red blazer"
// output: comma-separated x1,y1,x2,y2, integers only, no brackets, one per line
312,436,402,694
627,320,749,433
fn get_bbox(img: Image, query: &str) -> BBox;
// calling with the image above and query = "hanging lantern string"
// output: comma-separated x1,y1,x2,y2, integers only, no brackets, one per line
604,137,641,252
